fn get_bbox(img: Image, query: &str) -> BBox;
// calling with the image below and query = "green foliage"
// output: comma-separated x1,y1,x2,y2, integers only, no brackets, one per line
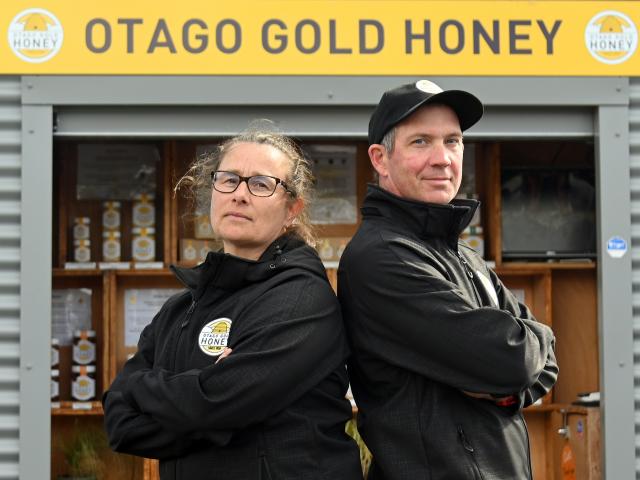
59,422,107,478
345,417,372,478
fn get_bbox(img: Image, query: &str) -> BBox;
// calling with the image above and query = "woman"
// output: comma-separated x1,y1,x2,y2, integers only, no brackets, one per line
103,129,363,479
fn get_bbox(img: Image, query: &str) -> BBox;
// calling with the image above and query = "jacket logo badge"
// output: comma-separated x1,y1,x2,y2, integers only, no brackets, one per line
475,270,499,307
198,318,232,356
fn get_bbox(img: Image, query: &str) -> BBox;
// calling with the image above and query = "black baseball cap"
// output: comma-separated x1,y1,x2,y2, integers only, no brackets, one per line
368,80,484,145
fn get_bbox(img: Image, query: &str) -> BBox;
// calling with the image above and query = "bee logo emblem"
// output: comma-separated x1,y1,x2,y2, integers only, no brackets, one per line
198,318,232,357
585,11,637,65
8,8,64,63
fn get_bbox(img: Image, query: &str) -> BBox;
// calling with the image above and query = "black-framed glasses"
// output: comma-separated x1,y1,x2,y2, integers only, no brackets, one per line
211,170,294,197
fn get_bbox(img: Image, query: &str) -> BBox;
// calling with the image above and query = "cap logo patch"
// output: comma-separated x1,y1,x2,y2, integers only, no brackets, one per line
198,318,232,356
415,80,443,94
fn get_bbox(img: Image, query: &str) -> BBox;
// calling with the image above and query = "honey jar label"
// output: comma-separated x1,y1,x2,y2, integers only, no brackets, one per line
51,378,59,400
73,339,96,365
133,202,155,227
72,375,96,401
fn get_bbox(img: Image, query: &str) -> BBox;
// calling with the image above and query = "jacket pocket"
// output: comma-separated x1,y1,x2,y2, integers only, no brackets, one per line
457,425,486,480
258,428,273,480
259,456,273,480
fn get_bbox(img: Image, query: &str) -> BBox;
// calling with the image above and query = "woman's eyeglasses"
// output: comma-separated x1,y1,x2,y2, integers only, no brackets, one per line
211,171,294,198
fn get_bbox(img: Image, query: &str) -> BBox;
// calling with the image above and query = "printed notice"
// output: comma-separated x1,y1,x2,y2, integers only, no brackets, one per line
52,289,92,346
124,289,182,346
305,144,358,225
77,144,160,200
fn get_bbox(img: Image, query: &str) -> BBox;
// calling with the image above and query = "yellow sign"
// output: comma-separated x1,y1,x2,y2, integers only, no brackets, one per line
2,1,640,75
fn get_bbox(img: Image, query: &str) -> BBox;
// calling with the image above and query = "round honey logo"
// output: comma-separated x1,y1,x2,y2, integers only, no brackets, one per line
198,318,232,356
585,11,638,65
8,8,63,63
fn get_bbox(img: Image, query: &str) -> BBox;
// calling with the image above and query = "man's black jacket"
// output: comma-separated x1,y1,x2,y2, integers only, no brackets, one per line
103,234,362,480
338,185,558,480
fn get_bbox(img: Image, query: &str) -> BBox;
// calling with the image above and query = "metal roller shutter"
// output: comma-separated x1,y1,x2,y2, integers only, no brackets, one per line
0,76,22,479
631,77,640,479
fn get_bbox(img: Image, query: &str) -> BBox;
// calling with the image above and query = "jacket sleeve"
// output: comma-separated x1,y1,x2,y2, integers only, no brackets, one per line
120,274,348,434
338,236,556,397
489,268,559,406
103,307,232,458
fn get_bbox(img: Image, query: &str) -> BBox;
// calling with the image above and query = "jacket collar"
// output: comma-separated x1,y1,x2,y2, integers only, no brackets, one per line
170,233,307,299
361,184,479,249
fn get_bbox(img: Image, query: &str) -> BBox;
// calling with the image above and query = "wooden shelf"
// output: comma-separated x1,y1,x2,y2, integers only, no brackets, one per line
352,403,598,416
112,268,174,277
524,403,597,414
497,262,596,271
53,268,102,277
51,401,103,416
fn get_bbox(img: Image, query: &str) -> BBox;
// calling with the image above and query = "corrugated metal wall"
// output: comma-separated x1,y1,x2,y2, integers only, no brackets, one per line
632,77,640,479
0,77,21,479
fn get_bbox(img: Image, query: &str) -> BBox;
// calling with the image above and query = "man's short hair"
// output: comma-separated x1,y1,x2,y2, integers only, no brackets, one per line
381,127,396,154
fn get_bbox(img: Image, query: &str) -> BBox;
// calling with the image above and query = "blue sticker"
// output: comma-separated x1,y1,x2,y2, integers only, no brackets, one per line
607,236,627,258
577,419,584,436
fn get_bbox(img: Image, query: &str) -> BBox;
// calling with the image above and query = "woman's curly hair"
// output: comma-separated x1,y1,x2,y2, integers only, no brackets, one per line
175,123,317,246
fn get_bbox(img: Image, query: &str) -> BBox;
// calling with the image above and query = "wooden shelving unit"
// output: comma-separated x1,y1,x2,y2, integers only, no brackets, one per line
478,141,600,480
107,270,182,384
51,138,600,480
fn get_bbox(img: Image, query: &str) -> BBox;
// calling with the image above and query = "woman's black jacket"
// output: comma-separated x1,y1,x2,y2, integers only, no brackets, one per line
103,235,362,480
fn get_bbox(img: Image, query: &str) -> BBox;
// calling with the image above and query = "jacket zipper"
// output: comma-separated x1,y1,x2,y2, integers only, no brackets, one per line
519,413,534,480
457,426,486,480
170,298,196,480
456,250,485,307
170,256,222,370
456,250,474,279
258,430,273,480
171,299,197,370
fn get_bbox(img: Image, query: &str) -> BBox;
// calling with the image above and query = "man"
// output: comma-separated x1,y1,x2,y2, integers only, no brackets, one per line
338,80,558,480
